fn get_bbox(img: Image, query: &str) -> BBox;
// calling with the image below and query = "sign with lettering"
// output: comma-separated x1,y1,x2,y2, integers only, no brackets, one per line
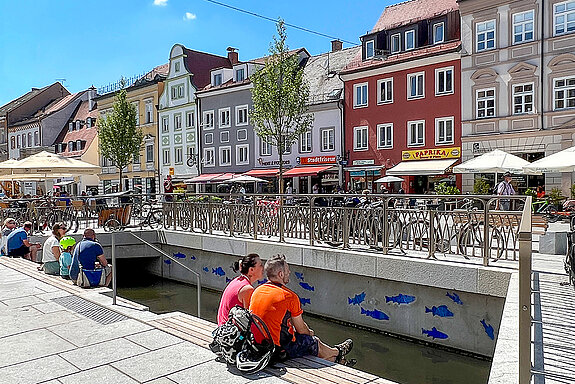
352,159,375,166
257,158,291,166
401,147,461,161
299,156,337,165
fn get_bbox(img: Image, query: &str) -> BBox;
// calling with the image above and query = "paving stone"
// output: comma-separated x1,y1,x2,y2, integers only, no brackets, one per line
0,328,76,368
0,355,77,384
0,306,79,338
59,337,148,370
169,360,251,384
59,365,139,384
146,378,177,384
49,318,152,347
33,301,70,314
126,329,183,350
2,295,45,308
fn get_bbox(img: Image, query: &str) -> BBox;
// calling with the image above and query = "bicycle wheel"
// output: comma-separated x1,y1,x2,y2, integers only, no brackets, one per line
104,218,122,232
458,225,482,258
400,221,430,251
148,209,163,229
544,205,559,223
489,226,505,260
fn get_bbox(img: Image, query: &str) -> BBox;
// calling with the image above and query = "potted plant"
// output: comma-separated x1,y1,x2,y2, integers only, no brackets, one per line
434,182,460,211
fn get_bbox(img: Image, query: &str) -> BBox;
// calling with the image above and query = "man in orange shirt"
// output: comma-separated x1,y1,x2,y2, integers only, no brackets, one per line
249,254,353,364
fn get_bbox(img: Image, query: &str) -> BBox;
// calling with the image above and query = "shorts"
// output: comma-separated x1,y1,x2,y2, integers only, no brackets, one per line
8,245,29,257
42,261,60,275
282,333,319,358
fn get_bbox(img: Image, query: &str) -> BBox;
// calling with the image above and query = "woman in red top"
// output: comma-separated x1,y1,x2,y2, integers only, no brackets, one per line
217,253,264,325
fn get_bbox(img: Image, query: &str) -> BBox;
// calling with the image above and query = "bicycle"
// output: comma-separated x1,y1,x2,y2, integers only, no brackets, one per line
563,216,575,287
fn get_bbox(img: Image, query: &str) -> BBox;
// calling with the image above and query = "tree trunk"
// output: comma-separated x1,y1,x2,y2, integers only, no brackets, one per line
118,166,123,192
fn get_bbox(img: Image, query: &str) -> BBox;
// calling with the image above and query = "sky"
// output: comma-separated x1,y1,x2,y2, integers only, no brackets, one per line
0,0,394,107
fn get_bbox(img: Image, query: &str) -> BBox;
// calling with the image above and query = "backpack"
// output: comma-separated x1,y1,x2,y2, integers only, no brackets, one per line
210,306,275,373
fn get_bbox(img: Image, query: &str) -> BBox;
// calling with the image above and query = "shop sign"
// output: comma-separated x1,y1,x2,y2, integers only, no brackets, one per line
350,170,381,177
299,155,337,165
257,158,291,166
401,146,461,161
352,159,375,166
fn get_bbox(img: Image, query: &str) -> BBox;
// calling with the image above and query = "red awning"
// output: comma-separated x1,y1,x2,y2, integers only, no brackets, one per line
184,173,223,183
283,165,335,177
244,168,279,177
211,173,237,182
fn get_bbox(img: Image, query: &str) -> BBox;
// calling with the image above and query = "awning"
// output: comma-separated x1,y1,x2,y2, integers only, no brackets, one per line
244,168,279,177
184,173,223,183
211,173,237,182
54,180,75,187
283,165,335,177
386,159,458,176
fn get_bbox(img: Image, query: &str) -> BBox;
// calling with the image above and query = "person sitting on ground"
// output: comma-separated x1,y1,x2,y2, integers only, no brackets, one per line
40,222,67,275
217,253,264,325
0,218,17,256
249,254,354,365
6,221,41,261
59,236,76,280
69,228,112,287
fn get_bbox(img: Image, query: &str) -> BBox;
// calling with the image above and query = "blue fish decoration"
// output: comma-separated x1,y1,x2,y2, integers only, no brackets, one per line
446,292,463,305
189,255,196,260
386,294,416,305
294,272,305,281
299,282,315,291
226,277,232,283
173,252,186,259
300,297,311,306
348,292,366,306
257,278,268,285
164,259,171,265
422,327,449,340
212,267,226,277
481,319,495,340
425,305,454,318
360,307,389,321
202,267,209,273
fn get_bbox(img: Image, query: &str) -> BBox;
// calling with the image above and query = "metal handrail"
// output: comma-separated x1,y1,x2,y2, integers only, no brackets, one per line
110,230,202,318
518,196,532,384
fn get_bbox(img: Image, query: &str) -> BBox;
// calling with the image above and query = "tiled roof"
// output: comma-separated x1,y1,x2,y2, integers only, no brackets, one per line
342,41,461,74
42,93,80,115
143,63,169,80
59,125,98,157
72,100,98,121
0,83,62,116
371,0,458,32
182,47,232,89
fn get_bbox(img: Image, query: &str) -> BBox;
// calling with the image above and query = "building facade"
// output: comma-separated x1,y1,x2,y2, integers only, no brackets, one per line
459,0,575,194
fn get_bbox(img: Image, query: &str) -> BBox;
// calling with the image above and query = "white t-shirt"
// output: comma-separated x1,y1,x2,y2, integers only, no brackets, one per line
42,236,61,262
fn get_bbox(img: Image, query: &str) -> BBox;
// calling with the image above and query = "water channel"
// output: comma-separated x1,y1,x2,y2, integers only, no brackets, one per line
114,260,491,384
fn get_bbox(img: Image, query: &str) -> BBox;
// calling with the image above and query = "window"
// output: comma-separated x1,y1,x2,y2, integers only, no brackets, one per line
260,139,272,156
186,111,195,127
76,139,83,150
554,77,575,109
178,84,184,98
237,129,247,141
146,144,154,163
204,148,215,167
554,0,575,35
300,130,312,153
391,33,400,53
145,101,154,123
405,30,415,50
433,23,444,44
365,40,375,59
205,133,213,145
174,114,182,130
435,67,454,95
219,146,231,166
171,85,184,99
174,147,183,164
353,82,368,107
34,131,39,146
236,68,245,82
236,105,248,126
353,126,368,150
86,118,92,128
513,10,534,43
219,108,230,128
321,128,335,151
476,20,496,51
220,131,229,143
27,133,32,148
407,72,425,99
163,149,170,165
237,144,249,165
133,152,140,164
283,140,291,155
69,122,74,132
476,89,496,118
407,120,425,147
76,121,81,130
133,103,140,125
513,83,534,114
161,116,169,132
10,137,15,150
68,141,74,152
377,78,393,104
377,124,393,149
213,73,222,86
435,117,454,145
203,110,214,129
22,134,26,148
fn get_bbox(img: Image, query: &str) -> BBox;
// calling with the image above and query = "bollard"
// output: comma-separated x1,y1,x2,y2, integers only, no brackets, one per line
112,231,117,306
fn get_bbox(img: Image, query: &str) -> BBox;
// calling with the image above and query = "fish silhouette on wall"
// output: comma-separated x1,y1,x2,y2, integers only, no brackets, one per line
446,292,463,305
360,307,390,321
480,319,495,340
173,252,186,259
300,297,311,306
294,272,305,281
422,327,449,340
348,292,366,306
164,259,172,265
189,254,196,260
425,305,454,318
257,278,268,285
299,282,315,291
212,267,226,277
385,294,416,305
202,267,209,273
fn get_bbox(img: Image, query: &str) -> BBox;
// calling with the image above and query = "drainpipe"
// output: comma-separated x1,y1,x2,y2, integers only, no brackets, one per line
337,73,347,190
540,1,545,131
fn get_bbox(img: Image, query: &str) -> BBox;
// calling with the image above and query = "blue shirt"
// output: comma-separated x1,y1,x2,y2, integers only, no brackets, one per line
69,239,104,281
6,228,27,252
59,251,73,276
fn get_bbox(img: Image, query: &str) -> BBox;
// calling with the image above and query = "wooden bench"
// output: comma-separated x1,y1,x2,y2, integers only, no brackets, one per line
532,214,548,236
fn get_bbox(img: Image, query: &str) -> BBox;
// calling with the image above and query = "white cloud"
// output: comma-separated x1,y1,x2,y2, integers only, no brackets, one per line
153,0,168,6
183,12,197,21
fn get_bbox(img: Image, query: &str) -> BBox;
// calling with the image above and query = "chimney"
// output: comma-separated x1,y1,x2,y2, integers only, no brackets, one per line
87,86,97,111
331,40,343,52
227,47,239,65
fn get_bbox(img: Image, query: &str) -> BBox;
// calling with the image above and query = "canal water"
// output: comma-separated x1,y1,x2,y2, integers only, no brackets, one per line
115,262,491,384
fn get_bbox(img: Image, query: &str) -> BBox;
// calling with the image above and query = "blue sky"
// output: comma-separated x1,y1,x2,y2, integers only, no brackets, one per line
0,0,393,106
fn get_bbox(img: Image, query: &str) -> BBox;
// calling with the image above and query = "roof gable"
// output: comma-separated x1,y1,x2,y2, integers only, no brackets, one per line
182,47,231,89
372,0,458,32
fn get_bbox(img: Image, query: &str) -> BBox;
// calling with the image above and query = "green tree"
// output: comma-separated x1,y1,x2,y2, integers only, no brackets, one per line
98,79,142,191
250,19,313,193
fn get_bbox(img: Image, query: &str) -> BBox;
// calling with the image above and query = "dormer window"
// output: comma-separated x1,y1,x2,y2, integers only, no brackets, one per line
405,30,415,50
86,118,92,128
433,23,444,44
68,141,74,152
391,33,400,53
213,73,222,86
365,40,375,59
69,122,74,132
236,68,245,82
76,121,81,130
76,140,82,150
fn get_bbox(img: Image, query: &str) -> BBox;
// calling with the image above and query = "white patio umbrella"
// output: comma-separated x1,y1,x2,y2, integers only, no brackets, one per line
231,175,269,183
523,146,575,173
374,175,404,183
10,151,100,175
453,149,532,174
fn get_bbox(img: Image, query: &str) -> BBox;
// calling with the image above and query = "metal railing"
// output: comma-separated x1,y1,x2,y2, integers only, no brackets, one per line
518,196,532,384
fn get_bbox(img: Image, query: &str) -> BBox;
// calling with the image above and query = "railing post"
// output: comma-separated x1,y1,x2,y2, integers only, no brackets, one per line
228,201,234,237
483,199,490,266
518,196,532,384
428,208,436,259
252,196,258,240
309,197,314,246
172,202,176,231
342,207,350,249
382,199,389,255
279,195,285,242
208,200,213,235
111,231,117,306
